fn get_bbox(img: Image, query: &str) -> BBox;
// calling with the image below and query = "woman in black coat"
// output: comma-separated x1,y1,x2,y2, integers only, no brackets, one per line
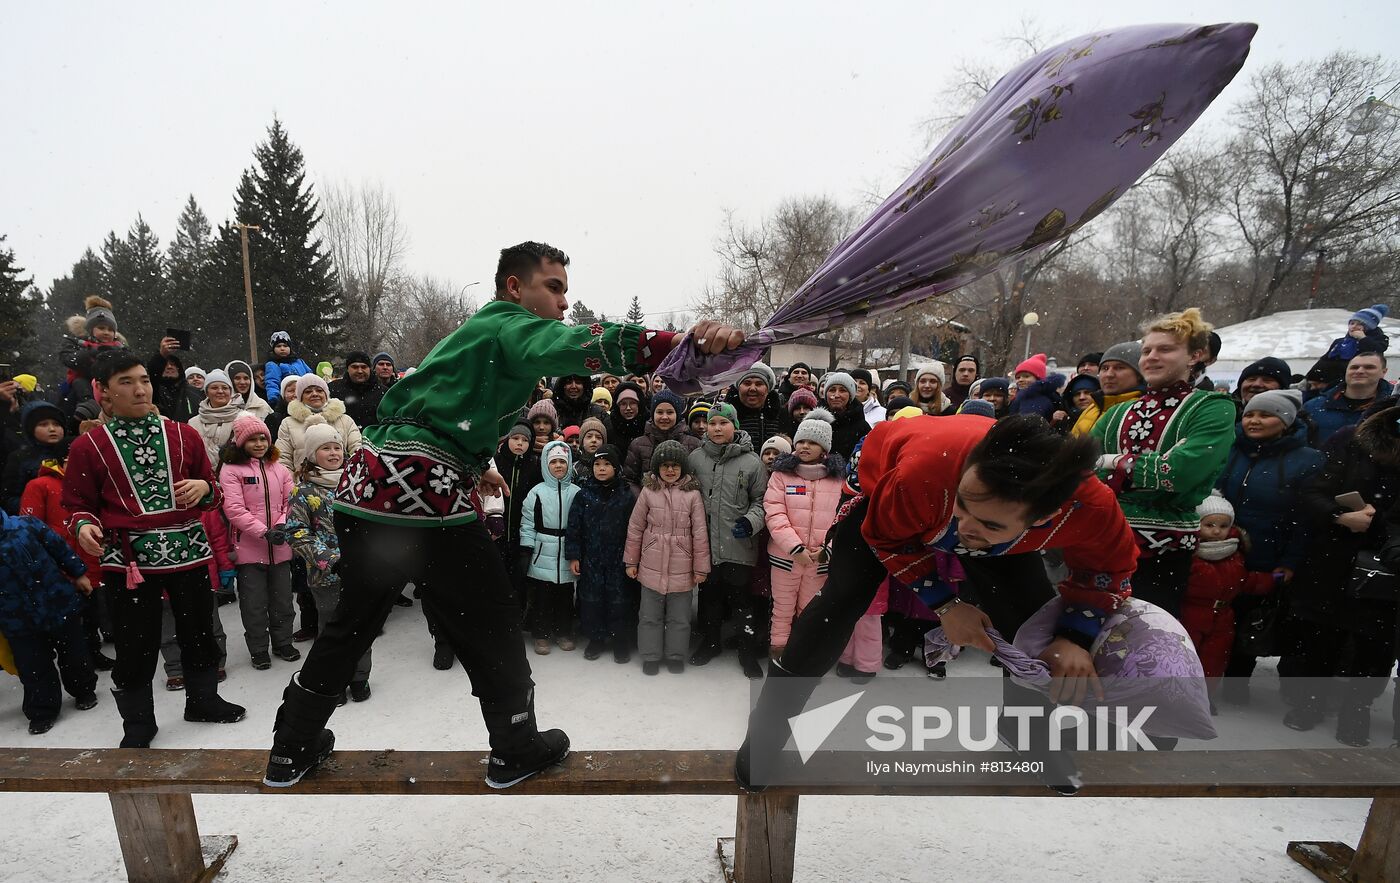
1278,400,1400,746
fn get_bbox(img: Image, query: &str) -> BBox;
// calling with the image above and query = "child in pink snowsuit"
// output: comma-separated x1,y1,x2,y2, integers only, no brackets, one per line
764,409,846,657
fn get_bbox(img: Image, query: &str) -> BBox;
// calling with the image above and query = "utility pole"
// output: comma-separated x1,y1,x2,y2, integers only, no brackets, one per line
237,223,261,367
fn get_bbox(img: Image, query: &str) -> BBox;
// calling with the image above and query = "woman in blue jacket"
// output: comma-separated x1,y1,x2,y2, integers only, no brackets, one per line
1216,389,1324,704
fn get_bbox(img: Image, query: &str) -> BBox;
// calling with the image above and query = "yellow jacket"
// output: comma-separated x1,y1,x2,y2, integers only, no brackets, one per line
1071,389,1143,437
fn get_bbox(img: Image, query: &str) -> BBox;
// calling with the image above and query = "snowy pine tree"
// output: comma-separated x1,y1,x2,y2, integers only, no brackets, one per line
0,234,41,370
101,216,165,352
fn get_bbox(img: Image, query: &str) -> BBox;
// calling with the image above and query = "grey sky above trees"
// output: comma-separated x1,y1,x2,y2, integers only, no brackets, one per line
3,2,1397,338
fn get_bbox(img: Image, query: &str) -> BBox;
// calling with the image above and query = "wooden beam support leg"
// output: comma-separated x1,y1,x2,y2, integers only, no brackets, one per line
1289,797,1400,882
733,792,799,883
109,792,206,883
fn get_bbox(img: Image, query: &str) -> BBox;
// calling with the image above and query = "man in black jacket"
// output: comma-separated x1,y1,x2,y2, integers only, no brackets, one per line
329,351,384,428
724,362,789,441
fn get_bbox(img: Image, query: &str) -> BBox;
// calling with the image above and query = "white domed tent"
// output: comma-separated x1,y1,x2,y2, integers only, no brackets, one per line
1211,308,1400,388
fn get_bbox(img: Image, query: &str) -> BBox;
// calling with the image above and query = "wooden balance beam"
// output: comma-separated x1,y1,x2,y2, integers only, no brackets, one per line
1,747,1398,882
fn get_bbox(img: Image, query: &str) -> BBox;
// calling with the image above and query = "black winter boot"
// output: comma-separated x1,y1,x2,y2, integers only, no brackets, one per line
112,686,159,748
483,690,570,789
689,626,722,666
264,675,340,787
735,659,815,791
183,669,246,724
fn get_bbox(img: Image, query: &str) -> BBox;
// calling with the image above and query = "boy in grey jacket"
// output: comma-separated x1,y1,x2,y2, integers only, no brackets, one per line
687,402,767,677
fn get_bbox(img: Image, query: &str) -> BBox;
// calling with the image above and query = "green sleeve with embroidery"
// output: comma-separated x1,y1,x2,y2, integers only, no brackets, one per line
1128,395,1236,498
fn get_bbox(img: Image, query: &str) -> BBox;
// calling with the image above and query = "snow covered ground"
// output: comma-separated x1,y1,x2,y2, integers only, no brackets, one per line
1211,308,1400,389
0,599,1385,882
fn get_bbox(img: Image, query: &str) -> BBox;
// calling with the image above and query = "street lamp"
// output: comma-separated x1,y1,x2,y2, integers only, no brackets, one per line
1022,311,1040,361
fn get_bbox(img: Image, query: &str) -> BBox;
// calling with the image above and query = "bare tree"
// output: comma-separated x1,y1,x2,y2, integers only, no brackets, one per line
692,196,857,329
320,179,409,350
380,275,476,366
1224,53,1400,318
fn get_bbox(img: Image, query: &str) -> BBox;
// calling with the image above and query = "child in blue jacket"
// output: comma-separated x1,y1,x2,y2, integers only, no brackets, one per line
263,330,313,406
0,510,98,733
520,440,580,655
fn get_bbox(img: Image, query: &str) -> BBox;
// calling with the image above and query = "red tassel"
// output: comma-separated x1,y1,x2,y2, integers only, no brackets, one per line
125,561,145,590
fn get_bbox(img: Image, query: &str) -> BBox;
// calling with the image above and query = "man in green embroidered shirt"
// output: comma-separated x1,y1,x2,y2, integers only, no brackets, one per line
266,241,745,789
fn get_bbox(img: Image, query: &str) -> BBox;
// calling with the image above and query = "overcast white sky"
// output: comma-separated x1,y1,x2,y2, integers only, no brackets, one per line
2,1,1396,325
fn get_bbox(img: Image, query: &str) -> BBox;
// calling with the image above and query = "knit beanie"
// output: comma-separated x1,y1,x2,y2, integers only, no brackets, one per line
372,351,395,368
1195,490,1235,525
890,406,925,421
651,389,686,417
593,444,622,469
761,435,793,458
1099,341,1143,378
203,369,232,391
787,362,811,377
884,380,911,398
232,414,271,448
885,395,918,414
914,363,946,386
787,388,818,413
793,407,836,451
651,439,691,473
505,421,533,441
591,387,613,407
957,354,980,372
1077,352,1103,369
296,373,330,400
1014,353,1048,381
562,425,581,441
708,402,739,425
579,416,609,442
303,422,343,455
821,371,857,397
84,296,117,331
527,399,559,428
688,401,711,423
1238,357,1295,389
979,377,1010,396
12,374,37,393
1065,374,1101,395
270,330,292,347
738,362,776,390
20,401,65,439
280,375,301,398
546,441,571,463
850,368,874,387
956,399,997,419
226,360,254,380
1351,304,1390,331
614,383,643,407
1242,388,1303,428
344,350,372,368
316,361,334,380
184,366,206,381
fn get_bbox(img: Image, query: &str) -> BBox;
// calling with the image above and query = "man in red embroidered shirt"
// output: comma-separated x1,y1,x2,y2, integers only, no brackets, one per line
737,414,1140,789
62,351,245,748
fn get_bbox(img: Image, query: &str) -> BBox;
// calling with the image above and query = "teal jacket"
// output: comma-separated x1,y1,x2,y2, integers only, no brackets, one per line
520,440,581,584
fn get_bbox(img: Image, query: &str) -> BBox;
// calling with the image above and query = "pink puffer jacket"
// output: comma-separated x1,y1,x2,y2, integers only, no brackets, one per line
218,453,295,565
624,474,710,594
764,453,847,564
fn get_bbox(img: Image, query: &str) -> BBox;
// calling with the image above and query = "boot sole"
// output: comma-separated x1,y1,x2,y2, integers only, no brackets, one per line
485,748,570,790
263,734,336,788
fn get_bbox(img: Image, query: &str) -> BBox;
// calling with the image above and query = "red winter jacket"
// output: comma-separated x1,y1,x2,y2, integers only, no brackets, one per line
1185,533,1276,609
20,462,101,580
854,415,1138,635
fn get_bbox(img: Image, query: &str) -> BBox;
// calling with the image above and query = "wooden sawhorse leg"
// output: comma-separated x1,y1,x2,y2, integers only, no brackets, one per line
1289,797,1400,882
721,792,799,883
109,792,237,883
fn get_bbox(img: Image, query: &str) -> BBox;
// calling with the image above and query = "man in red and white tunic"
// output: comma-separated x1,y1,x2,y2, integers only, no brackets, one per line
62,351,245,748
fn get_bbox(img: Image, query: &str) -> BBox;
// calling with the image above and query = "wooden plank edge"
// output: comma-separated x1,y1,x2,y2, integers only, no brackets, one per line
195,835,238,883
716,836,736,883
1286,840,1355,882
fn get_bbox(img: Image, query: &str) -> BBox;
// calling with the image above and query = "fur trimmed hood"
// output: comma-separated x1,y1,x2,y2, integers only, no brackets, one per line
771,450,846,477
287,397,346,425
1354,405,1400,468
642,473,700,492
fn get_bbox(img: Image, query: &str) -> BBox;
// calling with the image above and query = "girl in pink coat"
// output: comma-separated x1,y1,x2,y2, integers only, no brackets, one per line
219,414,297,670
765,409,847,657
624,440,710,675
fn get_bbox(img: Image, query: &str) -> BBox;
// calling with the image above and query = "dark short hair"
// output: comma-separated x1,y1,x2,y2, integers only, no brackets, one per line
495,241,570,296
963,415,1100,522
1351,350,1388,368
93,350,145,385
